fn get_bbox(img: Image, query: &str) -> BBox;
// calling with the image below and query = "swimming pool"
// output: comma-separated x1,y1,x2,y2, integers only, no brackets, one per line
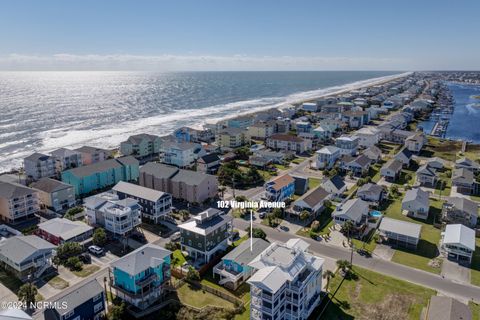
369,210,382,218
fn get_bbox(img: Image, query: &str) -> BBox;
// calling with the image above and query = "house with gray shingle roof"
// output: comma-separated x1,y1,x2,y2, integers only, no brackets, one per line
380,159,403,181
394,147,413,167
357,183,386,203
442,197,479,229
31,177,75,212
0,181,40,223
37,218,93,245
455,157,480,173
332,198,369,228
110,243,171,310
0,235,56,280
213,238,269,290
452,168,477,195
292,186,331,216
42,279,105,320
416,164,438,187
402,188,430,220
120,133,161,158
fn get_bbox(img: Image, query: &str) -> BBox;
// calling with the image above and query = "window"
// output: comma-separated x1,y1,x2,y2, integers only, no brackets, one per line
94,302,103,313
93,293,102,302
63,311,74,319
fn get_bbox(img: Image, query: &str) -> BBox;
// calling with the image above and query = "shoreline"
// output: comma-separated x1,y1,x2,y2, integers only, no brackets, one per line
0,72,410,173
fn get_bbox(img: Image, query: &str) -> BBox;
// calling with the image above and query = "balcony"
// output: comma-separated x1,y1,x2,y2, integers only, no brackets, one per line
213,262,243,284
135,274,157,287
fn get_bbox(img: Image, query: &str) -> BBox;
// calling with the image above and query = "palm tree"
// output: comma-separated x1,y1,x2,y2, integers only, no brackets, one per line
18,282,38,309
336,260,352,277
218,186,226,198
323,270,335,291
341,220,354,242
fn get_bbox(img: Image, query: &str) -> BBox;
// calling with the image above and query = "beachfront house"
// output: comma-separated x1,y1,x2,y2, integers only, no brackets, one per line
0,181,40,223
380,159,402,182
266,134,310,154
31,178,75,212
378,217,421,250
401,188,430,220
84,192,141,237
315,146,340,169
36,218,93,246
213,238,270,290
0,235,56,281
441,224,476,264
301,102,319,112
442,197,478,229
247,239,324,320
74,146,110,165
120,133,161,158
159,141,203,168
264,174,295,202
112,181,172,223
111,244,172,310
24,153,57,181
51,147,84,173
61,156,140,197
216,128,249,149
227,116,254,129
179,208,232,264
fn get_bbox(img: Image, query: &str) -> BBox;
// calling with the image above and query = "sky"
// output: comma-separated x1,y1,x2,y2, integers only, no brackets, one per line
0,0,479,71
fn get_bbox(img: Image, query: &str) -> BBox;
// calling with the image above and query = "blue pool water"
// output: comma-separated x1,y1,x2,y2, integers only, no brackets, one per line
369,210,382,218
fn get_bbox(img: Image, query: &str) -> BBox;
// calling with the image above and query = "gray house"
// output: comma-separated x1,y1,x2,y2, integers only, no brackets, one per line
442,197,478,229
31,178,76,212
452,168,476,195
179,208,233,264
0,235,56,280
380,159,402,181
416,164,438,187
402,188,430,220
378,217,421,249
357,183,385,203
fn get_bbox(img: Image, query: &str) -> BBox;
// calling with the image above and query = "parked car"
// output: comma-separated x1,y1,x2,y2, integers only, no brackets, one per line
79,252,91,264
259,211,266,219
88,245,104,256
171,231,181,242
131,233,146,243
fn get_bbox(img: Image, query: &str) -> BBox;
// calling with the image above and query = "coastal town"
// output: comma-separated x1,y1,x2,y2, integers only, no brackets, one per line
2,71,480,320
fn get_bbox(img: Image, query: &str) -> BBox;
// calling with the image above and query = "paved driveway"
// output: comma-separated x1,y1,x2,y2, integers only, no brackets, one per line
441,259,471,285
0,283,17,304
373,244,395,261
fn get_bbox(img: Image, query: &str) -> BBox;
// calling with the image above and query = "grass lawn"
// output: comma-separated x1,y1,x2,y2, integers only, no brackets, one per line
323,266,435,320
368,164,382,183
308,178,321,190
351,230,378,253
234,304,250,320
45,275,69,289
172,249,187,267
382,195,443,274
257,169,273,181
177,283,234,309
274,164,289,171
421,137,462,162
233,235,249,247
72,265,100,277
292,157,307,164
470,301,480,320
296,205,335,238
0,269,23,293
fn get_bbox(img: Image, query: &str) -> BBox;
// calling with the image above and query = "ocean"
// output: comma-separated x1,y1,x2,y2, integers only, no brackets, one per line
0,71,401,171
419,82,480,143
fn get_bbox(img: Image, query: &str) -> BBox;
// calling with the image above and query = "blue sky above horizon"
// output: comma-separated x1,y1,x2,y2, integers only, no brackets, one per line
1,0,479,71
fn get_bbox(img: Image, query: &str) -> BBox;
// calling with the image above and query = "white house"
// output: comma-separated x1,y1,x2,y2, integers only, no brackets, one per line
315,146,341,169
335,135,359,156
321,175,346,197
441,224,476,264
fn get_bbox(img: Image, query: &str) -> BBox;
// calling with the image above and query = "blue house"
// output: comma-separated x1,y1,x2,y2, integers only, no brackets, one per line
110,244,171,310
43,279,105,320
264,174,295,202
213,238,269,290
61,156,139,197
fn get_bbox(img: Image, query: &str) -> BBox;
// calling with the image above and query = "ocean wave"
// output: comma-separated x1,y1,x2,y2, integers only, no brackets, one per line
0,72,407,171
